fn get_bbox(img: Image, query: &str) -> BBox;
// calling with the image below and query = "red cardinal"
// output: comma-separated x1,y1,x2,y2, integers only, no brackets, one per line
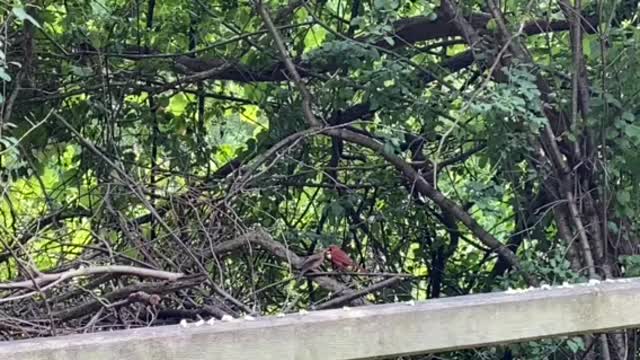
327,245,365,272
296,249,327,280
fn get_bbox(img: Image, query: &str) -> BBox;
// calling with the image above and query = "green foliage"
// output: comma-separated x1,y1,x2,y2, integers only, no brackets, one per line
303,40,379,69
470,65,547,132
620,255,640,277
514,244,581,286
507,336,586,359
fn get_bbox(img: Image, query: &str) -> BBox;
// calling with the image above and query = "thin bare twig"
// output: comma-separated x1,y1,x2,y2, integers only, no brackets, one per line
314,276,403,310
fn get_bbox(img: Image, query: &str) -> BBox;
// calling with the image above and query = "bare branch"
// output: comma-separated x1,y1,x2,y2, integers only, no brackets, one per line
256,0,322,128
0,265,183,292
211,227,366,303
314,276,403,310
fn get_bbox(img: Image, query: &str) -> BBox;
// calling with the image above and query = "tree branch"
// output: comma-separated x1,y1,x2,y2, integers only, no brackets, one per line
314,276,403,310
0,265,183,291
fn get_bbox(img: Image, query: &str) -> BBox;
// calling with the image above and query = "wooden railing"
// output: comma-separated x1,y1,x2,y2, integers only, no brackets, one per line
2,278,640,359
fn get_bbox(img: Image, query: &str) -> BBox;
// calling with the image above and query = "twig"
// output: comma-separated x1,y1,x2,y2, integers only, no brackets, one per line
306,271,415,278
314,276,403,310
255,0,322,128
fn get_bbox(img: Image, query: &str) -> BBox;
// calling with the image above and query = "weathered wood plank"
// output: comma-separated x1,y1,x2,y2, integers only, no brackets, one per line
2,279,640,360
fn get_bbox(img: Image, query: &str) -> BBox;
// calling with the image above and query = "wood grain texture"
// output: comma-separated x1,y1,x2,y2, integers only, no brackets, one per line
2,279,640,360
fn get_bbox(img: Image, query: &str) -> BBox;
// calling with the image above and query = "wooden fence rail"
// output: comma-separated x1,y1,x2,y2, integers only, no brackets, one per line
2,278,640,360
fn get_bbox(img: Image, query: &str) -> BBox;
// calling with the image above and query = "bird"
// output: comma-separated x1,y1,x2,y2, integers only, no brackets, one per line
296,248,328,280
327,245,365,272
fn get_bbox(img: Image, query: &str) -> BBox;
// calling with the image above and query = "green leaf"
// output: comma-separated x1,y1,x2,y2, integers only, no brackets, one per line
582,37,592,58
373,0,387,10
604,93,622,108
12,7,41,28
625,152,640,179
624,124,640,139
0,68,11,82
382,142,395,156
168,93,189,115
350,17,364,26
325,201,345,221
616,190,631,205
303,25,327,50
71,65,93,77
486,19,497,31
621,255,640,277
90,0,109,17
567,337,584,353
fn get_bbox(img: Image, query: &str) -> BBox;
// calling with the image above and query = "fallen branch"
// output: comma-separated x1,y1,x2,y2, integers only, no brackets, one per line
52,274,206,321
0,265,184,304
